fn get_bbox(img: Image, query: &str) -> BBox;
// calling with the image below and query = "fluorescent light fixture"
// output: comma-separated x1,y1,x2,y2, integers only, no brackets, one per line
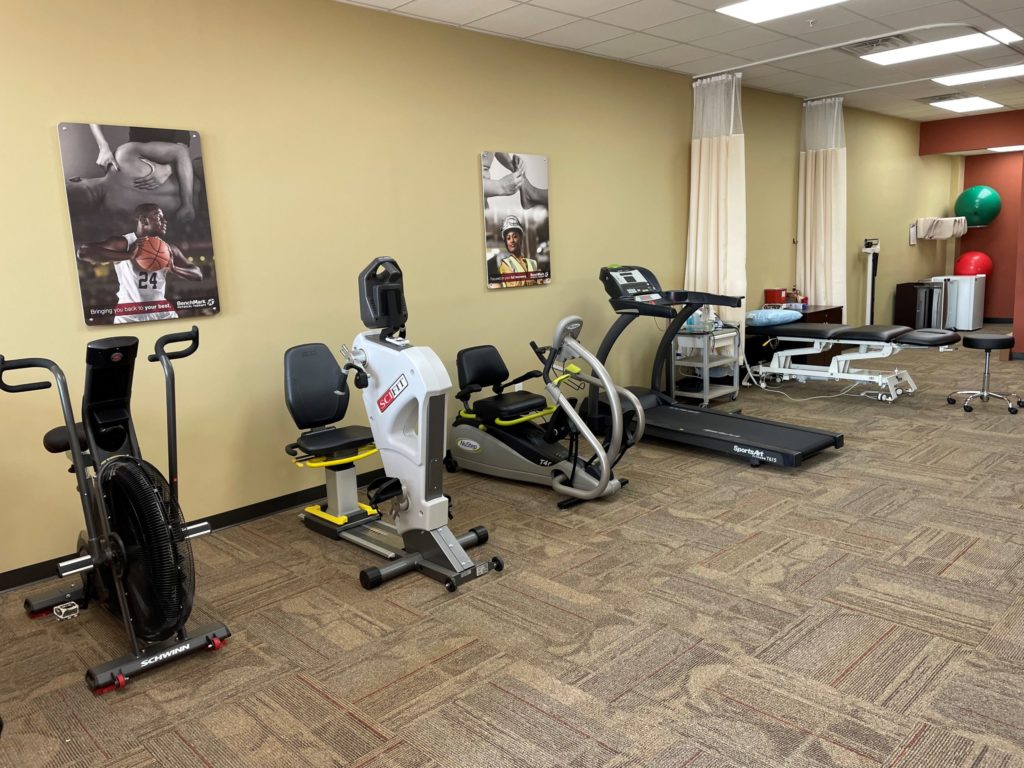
716,0,847,25
934,63,1024,86
863,29,1021,65
930,96,1004,113
988,145,1024,153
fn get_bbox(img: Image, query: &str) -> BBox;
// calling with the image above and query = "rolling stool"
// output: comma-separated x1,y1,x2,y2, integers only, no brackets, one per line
947,333,1022,414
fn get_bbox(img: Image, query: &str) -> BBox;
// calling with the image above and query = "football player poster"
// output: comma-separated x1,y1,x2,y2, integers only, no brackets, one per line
481,151,550,289
58,122,220,324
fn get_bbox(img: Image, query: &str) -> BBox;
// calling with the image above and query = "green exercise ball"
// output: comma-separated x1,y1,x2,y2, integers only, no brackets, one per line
955,185,1002,227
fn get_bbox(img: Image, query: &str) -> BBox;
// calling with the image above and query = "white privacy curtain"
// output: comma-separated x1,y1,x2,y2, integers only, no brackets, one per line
686,73,746,327
797,97,847,317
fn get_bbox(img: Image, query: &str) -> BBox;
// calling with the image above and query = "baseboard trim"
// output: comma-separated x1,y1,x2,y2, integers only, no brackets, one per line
983,317,1013,324
1012,352,1024,361
0,468,386,594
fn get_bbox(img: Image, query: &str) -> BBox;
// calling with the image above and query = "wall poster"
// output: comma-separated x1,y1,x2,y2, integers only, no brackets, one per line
58,122,219,324
481,151,550,289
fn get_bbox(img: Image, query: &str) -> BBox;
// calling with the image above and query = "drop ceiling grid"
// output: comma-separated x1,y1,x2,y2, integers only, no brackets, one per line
334,0,1024,120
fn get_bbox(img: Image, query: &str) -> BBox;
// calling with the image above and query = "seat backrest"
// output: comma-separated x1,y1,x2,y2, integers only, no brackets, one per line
457,345,509,390
284,343,349,430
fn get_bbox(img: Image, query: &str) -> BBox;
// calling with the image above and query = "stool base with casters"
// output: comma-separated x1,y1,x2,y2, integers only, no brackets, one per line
947,333,1022,414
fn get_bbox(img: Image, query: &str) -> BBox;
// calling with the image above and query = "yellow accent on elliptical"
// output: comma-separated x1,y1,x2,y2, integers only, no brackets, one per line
293,445,378,469
304,501,378,526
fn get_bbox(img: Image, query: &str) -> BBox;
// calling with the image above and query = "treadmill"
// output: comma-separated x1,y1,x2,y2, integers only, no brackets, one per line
593,265,842,467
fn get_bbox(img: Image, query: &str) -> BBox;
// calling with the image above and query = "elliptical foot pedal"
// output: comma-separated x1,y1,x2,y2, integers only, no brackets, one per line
53,602,80,620
367,476,405,508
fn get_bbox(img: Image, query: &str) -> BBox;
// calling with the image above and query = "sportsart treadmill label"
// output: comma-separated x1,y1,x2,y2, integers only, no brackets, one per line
377,374,408,413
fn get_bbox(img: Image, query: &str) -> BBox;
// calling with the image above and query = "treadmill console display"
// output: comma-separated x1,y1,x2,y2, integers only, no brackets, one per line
600,265,665,305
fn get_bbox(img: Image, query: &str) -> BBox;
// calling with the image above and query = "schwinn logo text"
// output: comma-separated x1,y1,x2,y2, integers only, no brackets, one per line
140,643,192,667
377,375,409,413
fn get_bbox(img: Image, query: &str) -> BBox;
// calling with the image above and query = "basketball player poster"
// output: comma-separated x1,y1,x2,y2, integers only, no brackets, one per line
58,122,220,325
481,151,550,289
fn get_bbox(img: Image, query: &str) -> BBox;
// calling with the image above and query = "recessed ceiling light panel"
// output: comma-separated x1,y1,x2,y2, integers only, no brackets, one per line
716,0,847,25
988,145,1024,153
934,63,1024,86
862,29,1019,65
930,96,1004,113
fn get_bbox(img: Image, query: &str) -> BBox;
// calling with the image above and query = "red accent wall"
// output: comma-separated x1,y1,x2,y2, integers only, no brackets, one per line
920,111,1024,155
960,153,1023,318
920,109,1024,352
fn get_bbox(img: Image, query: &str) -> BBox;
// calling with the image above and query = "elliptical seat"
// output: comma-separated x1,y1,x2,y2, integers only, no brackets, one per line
295,425,373,458
456,344,547,422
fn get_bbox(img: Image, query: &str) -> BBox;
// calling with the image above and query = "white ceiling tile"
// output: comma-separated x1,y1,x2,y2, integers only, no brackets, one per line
988,8,1024,26
671,53,751,76
737,37,820,61
530,18,629,47
692,26,784,54
648,11,746,43
844,0,950,18
583,31,680,57
761,6,865,36
964,0,1024,12
336,0,411,9
397,0,519,25
592,0,703,31
467,4,576,35
526,0,636,15
794,19,894,47
629,42,711,66
875,1,989,28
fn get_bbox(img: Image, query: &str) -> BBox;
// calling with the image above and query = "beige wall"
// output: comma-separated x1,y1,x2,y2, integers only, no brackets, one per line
0,0,695,570
845,108,962,325
0,0,959,572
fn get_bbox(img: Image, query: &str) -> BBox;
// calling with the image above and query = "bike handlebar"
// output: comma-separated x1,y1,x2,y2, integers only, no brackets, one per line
0,356,58,393
147,325,199,363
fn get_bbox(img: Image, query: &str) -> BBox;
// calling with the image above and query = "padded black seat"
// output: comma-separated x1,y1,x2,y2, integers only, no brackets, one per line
833,325,913,342
472,391,548,423
898,328,960,346
962,333,1014,351
296,425,373,458
43,422,87,454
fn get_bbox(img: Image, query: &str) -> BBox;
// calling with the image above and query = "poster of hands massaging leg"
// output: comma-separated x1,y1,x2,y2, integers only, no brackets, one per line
481,151,550,289
59,122,220,325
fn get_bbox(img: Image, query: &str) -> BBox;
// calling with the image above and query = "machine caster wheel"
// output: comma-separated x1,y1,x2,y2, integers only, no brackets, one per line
963,405,973,412
947,397,956,405
444,579,457,593
1010,407,1018,415
1018,399,1024,408
491,556,505,572
443,451,458,473
731,394,738,401
209,636,225,650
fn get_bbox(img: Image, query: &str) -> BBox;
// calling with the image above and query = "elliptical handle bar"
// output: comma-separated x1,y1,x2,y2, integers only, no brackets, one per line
147,325,199,363
0,356,57,393
147,326,199,507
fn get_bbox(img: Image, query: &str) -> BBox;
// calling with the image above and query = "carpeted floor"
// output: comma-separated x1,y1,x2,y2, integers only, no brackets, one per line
2,329,1023,767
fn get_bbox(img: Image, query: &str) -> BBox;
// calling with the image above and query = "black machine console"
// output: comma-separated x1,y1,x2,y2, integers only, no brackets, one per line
599,264,742,318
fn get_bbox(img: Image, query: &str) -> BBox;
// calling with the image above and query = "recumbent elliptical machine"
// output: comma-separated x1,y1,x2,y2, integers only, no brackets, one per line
284,257,503,591
0,327,230,693
447,316,645,508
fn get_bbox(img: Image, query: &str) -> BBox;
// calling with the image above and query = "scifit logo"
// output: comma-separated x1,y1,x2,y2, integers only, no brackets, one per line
457,438,481,452
377,374,409,413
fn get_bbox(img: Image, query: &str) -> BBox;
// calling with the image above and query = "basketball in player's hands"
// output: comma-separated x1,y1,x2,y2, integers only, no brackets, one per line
134,237,171,271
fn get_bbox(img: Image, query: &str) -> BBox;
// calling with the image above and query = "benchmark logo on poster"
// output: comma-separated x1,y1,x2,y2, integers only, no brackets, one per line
377,375,409,413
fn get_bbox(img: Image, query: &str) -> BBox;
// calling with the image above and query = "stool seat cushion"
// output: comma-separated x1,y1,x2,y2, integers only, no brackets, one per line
962,333,1014,351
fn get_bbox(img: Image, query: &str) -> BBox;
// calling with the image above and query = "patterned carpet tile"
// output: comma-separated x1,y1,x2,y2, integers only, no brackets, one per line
883,723,1024,768
924,651,1024,754
824,562,1015,646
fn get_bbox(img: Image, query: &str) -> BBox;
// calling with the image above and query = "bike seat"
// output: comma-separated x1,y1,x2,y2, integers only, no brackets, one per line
295,425,373,458
43,422,87,454
471,391,548,423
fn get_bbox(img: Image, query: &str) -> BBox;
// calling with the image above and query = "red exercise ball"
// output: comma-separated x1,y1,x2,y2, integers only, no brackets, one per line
955,250,993,276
